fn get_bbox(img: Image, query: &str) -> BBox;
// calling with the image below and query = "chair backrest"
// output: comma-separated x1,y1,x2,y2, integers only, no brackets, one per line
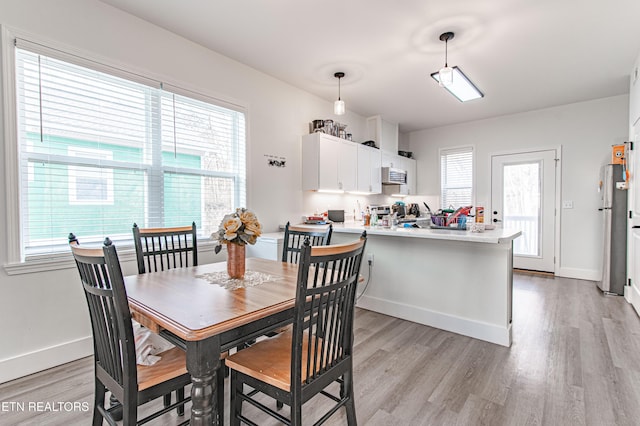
282,221,333,264
132,222,198,274
291,232,367,393
69,236,136,399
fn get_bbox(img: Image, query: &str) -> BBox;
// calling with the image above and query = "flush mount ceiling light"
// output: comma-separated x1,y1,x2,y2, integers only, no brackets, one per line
430,32,484,102
333,71,345,115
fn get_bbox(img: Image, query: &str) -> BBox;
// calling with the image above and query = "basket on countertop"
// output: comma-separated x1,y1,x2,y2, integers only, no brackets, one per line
431,214,467,229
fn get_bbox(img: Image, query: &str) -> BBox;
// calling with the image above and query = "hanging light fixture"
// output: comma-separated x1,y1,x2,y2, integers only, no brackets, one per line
430,31,484,102
437,32,454,87
333,72,345,115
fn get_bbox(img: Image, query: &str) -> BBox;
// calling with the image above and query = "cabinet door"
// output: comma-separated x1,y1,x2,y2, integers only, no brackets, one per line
357,145,371,192
370,148,382,193
356,145,382,193
381,151,396,168
338,140,357,191
318,136,340,190
405,158,417,195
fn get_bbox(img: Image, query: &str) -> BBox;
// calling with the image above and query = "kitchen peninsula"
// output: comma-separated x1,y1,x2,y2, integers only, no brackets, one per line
330,224,521,347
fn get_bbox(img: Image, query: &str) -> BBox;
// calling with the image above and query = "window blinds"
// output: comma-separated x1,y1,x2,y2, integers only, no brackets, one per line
440,147,473,209
14,45,246,257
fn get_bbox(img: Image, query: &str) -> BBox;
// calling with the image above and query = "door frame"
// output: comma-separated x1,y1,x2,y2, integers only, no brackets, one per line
488,146,562,275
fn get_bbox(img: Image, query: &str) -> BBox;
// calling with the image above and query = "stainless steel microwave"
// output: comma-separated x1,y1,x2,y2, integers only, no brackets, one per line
381,167,407,185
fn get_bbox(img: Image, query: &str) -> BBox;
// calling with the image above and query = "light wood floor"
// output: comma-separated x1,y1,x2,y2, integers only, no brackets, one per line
2,273,640,425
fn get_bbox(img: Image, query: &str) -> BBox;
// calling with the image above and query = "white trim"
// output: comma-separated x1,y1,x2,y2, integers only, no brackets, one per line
555,266,601,281
2,26,23,264
0,336,93,384
627,282,640,316
438,144,475,210
4,240,217,276
357,295,512,347
5,25,248,113
2,25,248,267
488,145,562,275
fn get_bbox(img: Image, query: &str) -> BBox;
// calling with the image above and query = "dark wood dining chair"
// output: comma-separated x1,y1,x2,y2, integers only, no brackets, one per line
282,221,333,264
131,222,227,420
226,232,367,425
132,222,198,274
69,236,192,426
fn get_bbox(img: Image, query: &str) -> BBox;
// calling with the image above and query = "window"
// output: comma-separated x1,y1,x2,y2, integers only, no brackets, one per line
12,43,246,259
440,146,473,209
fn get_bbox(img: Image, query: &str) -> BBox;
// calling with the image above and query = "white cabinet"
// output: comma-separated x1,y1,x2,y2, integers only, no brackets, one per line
302,133,357,192
381,153,417,196
366,116,398,153
356,144,382,194
246,232,284,261
404,156,417,195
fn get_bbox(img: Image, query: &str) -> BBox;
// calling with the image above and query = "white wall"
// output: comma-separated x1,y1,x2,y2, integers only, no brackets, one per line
408,95,629,280
0,0,366,383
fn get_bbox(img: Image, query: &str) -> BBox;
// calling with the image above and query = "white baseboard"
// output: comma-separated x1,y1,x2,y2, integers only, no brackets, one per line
0,336,93,384
555,266,600,281
628,284,640,317
356,295,511,347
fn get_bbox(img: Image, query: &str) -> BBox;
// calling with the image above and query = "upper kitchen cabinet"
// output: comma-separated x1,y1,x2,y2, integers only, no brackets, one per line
366,115,398,153
302,133,357,192
381,152,417,195
404,156,417,195
357,144,382,194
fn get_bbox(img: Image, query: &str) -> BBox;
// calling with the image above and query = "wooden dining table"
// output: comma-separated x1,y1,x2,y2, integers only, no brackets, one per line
125,257,300,426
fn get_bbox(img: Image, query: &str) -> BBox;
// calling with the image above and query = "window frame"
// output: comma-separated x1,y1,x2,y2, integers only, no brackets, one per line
439,145,475,210
2,27,248,274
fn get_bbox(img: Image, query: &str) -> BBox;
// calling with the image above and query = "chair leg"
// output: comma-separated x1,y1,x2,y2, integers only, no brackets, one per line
217,364,225,425
277,400,284,410
177,387,185,416
291,403,302,426
344,371,357,426
93,381,106,426
108,393,123,421
163,393,171,408
230,369,241,426
122,396,138,426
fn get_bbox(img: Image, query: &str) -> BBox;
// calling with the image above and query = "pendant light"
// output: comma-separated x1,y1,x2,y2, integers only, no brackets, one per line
438,32,454,87
333,72,345,115
430,31,484,102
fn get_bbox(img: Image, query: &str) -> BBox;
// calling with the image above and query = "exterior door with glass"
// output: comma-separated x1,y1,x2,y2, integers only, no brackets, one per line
491,150,557,272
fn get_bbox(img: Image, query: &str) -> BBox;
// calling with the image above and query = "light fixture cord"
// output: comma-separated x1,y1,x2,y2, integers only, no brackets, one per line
338,76,342,101
444,38,448,67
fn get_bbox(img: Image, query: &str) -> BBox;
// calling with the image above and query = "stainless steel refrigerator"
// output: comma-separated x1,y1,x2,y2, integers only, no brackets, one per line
598,164,627,295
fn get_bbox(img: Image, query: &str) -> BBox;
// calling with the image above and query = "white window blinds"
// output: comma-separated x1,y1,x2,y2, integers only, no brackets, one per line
14,45,246,258
440,147,473,209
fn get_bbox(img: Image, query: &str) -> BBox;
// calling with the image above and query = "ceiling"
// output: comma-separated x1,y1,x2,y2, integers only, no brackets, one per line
98,0,640,133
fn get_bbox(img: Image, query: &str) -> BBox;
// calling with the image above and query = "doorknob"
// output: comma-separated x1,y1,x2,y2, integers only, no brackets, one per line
493,218,502,223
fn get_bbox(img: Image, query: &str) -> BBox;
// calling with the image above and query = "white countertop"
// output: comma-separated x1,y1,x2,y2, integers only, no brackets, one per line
331,222,521,244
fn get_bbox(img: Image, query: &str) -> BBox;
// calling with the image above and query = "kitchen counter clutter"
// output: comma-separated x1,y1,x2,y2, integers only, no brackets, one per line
331,222,520,244
330,222,521,347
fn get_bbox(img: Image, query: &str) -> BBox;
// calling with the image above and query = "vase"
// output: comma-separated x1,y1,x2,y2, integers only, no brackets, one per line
227,243,246,279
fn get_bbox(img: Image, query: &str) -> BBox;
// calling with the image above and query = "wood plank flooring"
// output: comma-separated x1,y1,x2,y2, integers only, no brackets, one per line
2,273,640,425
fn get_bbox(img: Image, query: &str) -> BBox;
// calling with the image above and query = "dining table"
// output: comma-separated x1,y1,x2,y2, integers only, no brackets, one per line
125,257,300,426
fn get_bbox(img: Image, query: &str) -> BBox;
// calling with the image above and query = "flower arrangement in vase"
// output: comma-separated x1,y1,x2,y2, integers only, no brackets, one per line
213,208,262,278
